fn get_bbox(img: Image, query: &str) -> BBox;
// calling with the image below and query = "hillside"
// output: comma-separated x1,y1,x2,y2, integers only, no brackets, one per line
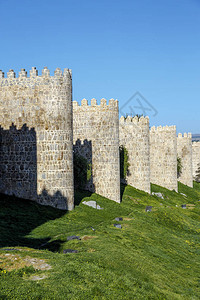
0,182,200,299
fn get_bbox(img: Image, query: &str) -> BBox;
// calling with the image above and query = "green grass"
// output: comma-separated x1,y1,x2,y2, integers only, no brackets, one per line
0,182,200,299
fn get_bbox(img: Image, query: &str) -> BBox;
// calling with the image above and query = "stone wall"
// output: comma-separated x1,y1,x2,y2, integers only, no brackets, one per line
119,116,150,193
73,98,120,203
0,67,74,210
192,141,200,180
150,125,178,191
177,133,193,187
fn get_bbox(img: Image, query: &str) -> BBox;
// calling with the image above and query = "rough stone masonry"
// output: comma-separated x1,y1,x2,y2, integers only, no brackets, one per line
119,115,150,193
192,141,200,180
150,125,178,192
0,67,74,210
177,133,193,188
0,66,198,210
73,98,120,203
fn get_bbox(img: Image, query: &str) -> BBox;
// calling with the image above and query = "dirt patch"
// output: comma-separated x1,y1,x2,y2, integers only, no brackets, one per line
127,196,139,204
82,235,97,241
123,217,134,221
121,223,130,229
29,274,47,281
186,204,195,210
87,248,96,253
0,254,51,271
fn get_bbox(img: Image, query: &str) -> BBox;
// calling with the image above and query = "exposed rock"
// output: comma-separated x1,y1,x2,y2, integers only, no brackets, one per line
152,192,164,199
115,217,123,221
63,249,78,254
0,254,51,271
114,224,122,229
180,193,187,197
145,206,152,212
82,200,103,209
82,200,97,208
97,204,104,210
0,248,20,251
29,275,47,281
67,235,81,241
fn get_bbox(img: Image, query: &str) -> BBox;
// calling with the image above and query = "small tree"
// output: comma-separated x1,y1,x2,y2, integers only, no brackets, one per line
119,145,130,182
177,156,182,178
195,163,200,182
73,153,91,189
124,113,144,119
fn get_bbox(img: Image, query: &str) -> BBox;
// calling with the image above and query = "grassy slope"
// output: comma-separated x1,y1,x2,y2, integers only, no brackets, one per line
0,182,199,299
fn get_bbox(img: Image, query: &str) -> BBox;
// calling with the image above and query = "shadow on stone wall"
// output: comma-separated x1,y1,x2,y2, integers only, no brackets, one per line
37,189,70,210
0,124,37,200
0,123,74,250
73,139,94,192
0,123,70,210
73,139,128,201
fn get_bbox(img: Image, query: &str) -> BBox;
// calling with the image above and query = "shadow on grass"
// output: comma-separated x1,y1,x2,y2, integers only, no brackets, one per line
0,190,91,252
74,189,92,206
120,183,127,201
0,193,68,252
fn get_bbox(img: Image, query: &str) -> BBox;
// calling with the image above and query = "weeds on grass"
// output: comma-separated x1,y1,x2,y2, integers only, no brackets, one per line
0,182,199,299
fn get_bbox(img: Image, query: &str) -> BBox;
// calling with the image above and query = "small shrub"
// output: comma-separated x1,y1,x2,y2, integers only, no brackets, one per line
195,163,200,182
124,113,144,119
120,145,130,181
74,153,91,189
177,156,182,178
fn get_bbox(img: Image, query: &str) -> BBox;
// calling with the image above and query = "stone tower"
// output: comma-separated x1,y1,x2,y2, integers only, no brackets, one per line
192,141,200,180
119,115,150,193
73,98,120,203
150,125,178,191
177,133,193,187
0,67,74,210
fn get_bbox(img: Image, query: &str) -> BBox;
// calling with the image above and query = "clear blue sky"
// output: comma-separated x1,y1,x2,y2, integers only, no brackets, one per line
0,0,199,133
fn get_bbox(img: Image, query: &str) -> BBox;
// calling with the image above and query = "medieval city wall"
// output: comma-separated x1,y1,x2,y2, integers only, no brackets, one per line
150,125,178,191
119,115,150,193
73,98,120,203
177,133,193,187
192,141,200,180
0,67,74,210
0,67,196,210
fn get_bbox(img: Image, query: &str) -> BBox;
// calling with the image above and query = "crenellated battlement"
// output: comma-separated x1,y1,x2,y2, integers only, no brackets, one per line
0,123,35,133
177,132,192,138
0,67,72,86
73,98,118,108
74,139,92,147
119,115,149,125
150,125,176,132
